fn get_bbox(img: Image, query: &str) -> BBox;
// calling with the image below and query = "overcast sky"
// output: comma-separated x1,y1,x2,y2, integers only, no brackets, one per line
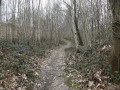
1,0,69,19
1,0,106,22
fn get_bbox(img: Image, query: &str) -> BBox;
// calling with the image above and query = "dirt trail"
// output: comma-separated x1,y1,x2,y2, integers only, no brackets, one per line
35,40,71,90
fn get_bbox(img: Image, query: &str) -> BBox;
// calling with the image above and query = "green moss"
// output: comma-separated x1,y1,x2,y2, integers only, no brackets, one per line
65,76,73,87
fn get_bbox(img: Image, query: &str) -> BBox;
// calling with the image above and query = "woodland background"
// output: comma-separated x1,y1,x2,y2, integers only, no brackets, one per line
0,0,120,89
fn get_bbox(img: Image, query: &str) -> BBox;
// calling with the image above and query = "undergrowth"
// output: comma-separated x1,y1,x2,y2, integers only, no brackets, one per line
65,42,120,90
0,40,50,89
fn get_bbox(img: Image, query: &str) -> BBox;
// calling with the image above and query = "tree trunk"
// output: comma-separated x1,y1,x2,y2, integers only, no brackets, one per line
109,0,120,74
71,0,83,49
0,0,2,22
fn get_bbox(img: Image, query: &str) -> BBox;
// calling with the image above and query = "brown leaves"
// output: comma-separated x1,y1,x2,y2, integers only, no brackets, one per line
64,44,120,90
0,53,41,89
94,70,102,83
88,81,94,87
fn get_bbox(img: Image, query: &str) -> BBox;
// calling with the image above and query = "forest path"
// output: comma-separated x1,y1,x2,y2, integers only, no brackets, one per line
36,40,71,90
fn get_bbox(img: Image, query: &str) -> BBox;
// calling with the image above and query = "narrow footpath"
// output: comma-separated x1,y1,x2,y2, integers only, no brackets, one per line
35,41,71,90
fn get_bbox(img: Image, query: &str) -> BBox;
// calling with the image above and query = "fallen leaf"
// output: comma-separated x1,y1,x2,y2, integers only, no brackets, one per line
88,81,94,87
22,74,27,80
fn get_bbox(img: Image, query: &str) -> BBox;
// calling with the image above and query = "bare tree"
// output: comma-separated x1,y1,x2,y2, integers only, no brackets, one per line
109,0,120,74
0,0,1,18
0,0,112,51
71,0,83,49
11,0,16,43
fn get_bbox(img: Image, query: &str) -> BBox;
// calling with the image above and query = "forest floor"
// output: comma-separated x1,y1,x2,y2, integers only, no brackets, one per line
0,40,120,90
64,41,120,90
0,40,71,90
34,40,71,90
0,40,55,90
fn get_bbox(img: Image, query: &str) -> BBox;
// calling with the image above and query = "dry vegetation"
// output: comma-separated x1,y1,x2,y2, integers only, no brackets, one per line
0,0,120,89
64,40,120,90
0,39,52,89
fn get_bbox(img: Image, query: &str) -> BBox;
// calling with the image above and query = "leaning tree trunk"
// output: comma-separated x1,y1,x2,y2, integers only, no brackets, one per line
109,0,120,74
71,0,83,49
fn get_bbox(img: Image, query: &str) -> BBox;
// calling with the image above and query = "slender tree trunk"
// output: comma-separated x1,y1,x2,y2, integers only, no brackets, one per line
0,0,1,22
11,0,16,44
109,0,120,74
71,0,83,49
6,4,8,41
0,0,1,40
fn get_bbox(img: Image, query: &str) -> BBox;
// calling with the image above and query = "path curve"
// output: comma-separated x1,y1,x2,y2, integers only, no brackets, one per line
36,40,71,90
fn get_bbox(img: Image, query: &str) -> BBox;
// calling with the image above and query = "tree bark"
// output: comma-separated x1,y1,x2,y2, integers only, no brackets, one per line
71,0,83,49
109,0,120,74
0,0,2,22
